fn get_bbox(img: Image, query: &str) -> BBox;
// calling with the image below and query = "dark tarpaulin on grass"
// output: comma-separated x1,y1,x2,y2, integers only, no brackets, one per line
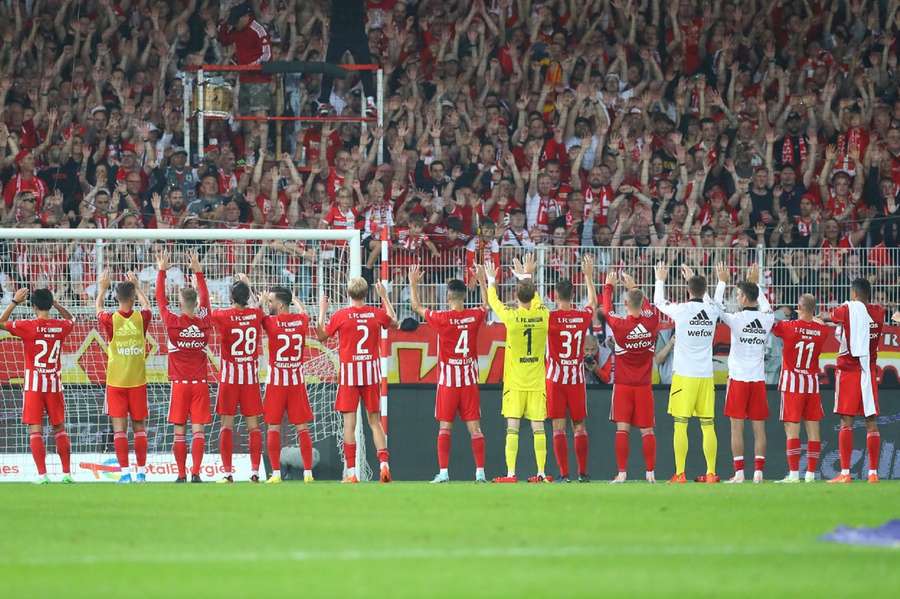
820,520,900,548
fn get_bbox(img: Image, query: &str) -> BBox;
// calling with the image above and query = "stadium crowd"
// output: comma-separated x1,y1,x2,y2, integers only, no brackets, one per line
0,0,899,317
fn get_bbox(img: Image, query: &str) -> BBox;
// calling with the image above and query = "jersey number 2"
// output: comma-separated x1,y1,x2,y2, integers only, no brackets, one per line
34,339,61,368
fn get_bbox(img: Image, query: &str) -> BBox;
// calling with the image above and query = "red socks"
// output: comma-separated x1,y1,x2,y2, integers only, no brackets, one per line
249,429,262,472
344,442,357,470
134,430,147,467
786,437,801,472
733,456,745,472
190,432,205,476
754,456,765,474
437,429,451,469
471,432,485,468
219,427,233,474
114,430,129,470
574,431,588,476
614,430,628,473
54,431,71,474
173,433,187,478
839,426,853,471
377,448,389,465
267,429,281,471
807,440,821,474
641,432,655,472
867,432,881,473
30,432,46,475
553,430,569,477
298,429,313,472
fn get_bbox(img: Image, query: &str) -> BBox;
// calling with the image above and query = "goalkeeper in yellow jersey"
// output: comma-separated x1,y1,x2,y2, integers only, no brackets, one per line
478,253,552,483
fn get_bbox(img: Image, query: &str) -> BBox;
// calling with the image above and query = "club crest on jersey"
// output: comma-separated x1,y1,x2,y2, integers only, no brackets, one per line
689,309,714,326
741,319,767,335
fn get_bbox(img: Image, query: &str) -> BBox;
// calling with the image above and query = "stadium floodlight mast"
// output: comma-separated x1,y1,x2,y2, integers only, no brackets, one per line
0,227,373,482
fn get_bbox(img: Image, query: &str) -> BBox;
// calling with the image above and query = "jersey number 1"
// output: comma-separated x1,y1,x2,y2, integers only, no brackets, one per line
794,341,815,370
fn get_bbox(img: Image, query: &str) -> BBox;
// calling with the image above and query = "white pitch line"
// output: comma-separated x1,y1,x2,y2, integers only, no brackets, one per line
4,543,883,567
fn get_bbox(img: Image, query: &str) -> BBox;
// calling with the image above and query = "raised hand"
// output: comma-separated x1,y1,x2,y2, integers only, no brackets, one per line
582,254,594,280
12,288,28,304
408,264,422,285
654,261,668,281
746,263,760,284
680,264,695,281
188,250,202,273
374,281,389,299
715,261,729,283
484,260,498,282
621,272,637,290
155,249,170,271
98,268,111,290
605,270,617,286
523,252,537,274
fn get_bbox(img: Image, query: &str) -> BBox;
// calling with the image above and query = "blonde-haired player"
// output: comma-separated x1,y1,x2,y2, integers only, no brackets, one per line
317,276,397,483
481,253,552,483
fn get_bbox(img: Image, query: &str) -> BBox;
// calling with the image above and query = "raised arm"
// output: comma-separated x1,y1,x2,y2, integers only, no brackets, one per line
95,268,111,315
408,265,427,318
375,281,398,328
0,288,27,329
188,250,210,311
582,254,597,310
126,272,151,309
155,249,171,317
315,293,330,342
601,270,616,314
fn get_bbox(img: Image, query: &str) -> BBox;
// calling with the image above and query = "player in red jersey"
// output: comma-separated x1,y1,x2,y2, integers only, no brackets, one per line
772,294,831,483
260,287,315,484
823,278,885,483
0,288,75,483
210,275,264,483
155,249,213,483
601,271,661,483
96,270,153,484
316,277,398,483
546,255,597,483
408,264,489,483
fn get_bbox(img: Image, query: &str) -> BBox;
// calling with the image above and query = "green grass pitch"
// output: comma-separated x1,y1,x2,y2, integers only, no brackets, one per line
1,482,898,598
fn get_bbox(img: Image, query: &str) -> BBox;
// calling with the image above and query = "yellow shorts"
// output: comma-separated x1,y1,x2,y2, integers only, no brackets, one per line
502,389,547,421
668,374,715,418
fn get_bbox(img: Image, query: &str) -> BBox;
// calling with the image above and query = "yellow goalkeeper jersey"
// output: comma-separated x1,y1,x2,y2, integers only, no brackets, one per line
488,286,549,391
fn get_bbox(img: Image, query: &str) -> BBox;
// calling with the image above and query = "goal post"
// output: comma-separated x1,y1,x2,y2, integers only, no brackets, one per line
0,227,374,482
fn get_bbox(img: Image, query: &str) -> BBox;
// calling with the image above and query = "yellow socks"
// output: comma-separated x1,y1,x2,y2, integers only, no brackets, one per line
505,429,519,477
533,430,547,476
674,418,689,475
700,418,717,474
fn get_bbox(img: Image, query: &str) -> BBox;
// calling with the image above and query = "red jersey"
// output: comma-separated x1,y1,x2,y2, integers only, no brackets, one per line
262,313,309,387
830,303,885,372
155,271,212,383
425,307,488,387
325,305,392,386
546,307,594,385
601,284,660,386
3,174,48,208
211,306,264,385
217,20,271,83
772,319,831,394
5,318,74,393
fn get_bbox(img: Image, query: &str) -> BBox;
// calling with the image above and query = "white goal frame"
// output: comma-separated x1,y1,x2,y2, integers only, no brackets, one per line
0,227,369,481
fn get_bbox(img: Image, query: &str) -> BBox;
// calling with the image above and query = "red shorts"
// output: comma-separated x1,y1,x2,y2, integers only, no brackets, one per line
546,383,587,421
168,382,212,425
264,385,313,425
435,385,481,422
216,383,263,417
335,384,381,414
610,384,654,428
105,385,148,420
834,369,880,417
23,391,65,426
780,391,824,423
724,380,769,420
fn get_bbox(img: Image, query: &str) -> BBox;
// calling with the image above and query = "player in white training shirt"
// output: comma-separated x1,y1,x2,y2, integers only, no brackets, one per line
653,262,722,483
713,263,775,484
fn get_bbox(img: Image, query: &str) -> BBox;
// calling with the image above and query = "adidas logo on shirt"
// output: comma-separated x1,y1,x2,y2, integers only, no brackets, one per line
181,325,205,339
689,310,714,326
119,320,140,335
626,324,653,340
742,318,767,335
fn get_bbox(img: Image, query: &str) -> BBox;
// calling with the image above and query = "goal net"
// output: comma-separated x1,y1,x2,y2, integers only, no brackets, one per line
0,228,372,482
